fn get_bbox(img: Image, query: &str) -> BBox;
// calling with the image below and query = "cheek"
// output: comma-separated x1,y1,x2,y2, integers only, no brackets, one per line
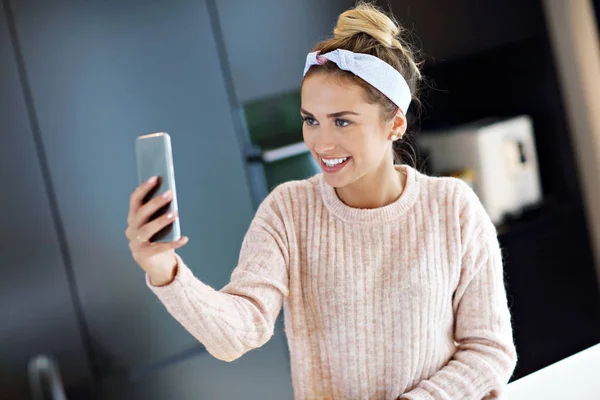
302,128,314,148
348,128,386,160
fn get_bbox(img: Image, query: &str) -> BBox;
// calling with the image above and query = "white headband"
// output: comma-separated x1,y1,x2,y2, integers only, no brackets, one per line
303,48,412,115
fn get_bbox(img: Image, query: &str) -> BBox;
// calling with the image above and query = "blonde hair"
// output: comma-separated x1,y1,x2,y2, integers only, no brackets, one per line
304,1,423,164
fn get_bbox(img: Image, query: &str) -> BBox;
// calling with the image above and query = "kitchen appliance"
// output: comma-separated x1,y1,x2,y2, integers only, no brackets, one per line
418,115,542,224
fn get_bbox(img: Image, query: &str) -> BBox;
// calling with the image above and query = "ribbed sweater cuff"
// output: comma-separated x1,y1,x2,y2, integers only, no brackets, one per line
146,254,200,300
399,387,434,400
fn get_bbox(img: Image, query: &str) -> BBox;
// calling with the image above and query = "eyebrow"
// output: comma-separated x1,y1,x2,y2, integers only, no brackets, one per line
300,108,360,118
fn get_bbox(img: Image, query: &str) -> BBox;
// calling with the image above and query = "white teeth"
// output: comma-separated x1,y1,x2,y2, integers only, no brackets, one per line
322,157,348,167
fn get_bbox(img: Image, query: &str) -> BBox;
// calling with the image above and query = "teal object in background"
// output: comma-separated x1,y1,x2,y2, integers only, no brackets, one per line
243,91,303,149
264,151,320,190
243,89,321,191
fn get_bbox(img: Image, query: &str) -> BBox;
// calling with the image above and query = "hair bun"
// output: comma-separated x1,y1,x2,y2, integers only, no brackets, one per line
333,2,400,48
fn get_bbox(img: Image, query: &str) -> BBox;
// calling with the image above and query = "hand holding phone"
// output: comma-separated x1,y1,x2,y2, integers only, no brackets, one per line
125,133,188,286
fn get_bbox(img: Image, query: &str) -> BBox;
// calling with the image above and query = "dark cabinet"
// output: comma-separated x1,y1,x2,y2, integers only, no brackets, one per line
215,0,354,103
0,10,92,399
8,1,292,396
387,0,545,61
499,203,600,380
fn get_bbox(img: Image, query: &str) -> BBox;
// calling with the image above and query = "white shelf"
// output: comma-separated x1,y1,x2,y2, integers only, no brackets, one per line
505,342,600,399
262,142,310,163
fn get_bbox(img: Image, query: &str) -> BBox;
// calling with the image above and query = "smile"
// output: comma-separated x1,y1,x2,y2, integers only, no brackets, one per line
320,156,351,172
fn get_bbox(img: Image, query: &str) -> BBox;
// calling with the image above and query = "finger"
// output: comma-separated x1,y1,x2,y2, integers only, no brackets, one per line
125,226,134,241
137,189,172,223
128,233,149,252
126,228,152,245
148,236,189,253
137,209,177,242
128,176,158,224
136,199,176,237
135,190,173,228
134,236,188,259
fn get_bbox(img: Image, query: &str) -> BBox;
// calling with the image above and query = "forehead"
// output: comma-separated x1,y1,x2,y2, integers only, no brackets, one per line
301,72,370,112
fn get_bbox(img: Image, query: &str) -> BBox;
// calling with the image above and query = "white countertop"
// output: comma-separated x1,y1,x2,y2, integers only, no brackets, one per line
505,343,600,399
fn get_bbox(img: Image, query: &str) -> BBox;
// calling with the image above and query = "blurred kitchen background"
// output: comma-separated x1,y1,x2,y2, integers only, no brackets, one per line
2,0,600,399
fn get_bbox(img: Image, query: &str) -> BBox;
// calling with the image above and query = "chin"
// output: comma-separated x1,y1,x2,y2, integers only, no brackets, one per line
323,175,343,188
322,172,354,188
313,153,358,188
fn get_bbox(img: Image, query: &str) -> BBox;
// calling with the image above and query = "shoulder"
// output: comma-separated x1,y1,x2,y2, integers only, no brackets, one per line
413,169,494,234
252,174,321,226
412,168,472,208
261,174,321,209
267,174,321,201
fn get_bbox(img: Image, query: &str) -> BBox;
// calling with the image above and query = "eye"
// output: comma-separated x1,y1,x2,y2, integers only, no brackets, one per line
335,119,351,127
302,116,318,126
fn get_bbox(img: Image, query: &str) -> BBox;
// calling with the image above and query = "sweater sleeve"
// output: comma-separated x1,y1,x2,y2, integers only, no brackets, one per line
401,182,518,400
145,188,290,362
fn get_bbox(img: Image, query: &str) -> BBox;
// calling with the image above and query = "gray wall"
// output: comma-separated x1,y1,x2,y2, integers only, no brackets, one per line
215,0,353,103
0,10,93,399
10,0,255,371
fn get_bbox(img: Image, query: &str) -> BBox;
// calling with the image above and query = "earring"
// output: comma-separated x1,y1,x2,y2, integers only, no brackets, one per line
390,135,398,141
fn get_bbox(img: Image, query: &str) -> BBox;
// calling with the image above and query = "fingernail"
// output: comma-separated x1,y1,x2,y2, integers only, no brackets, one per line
166,213,174,219
147,176,157,184
162,190,171,199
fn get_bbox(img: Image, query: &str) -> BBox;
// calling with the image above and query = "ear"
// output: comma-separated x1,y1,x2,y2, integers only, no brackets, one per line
388,110,407,141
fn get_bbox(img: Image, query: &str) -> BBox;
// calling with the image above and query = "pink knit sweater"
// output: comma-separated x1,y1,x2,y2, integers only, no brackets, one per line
147,165,517,399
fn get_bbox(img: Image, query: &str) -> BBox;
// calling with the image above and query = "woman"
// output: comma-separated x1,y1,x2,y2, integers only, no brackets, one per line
125,2,517,399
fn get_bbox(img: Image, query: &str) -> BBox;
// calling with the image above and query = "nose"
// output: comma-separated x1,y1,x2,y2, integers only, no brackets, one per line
314,128,337,155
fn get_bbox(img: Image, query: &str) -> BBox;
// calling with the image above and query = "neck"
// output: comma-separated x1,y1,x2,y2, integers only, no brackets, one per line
335,158,404,209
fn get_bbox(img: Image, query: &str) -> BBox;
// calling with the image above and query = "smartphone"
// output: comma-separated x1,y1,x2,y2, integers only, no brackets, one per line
135,132,181,243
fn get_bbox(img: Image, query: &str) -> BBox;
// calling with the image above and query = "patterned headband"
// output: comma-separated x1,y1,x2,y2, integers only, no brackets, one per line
303,48,412,114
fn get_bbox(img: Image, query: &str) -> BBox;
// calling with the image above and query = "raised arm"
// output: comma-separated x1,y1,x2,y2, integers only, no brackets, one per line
146,188,291,362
